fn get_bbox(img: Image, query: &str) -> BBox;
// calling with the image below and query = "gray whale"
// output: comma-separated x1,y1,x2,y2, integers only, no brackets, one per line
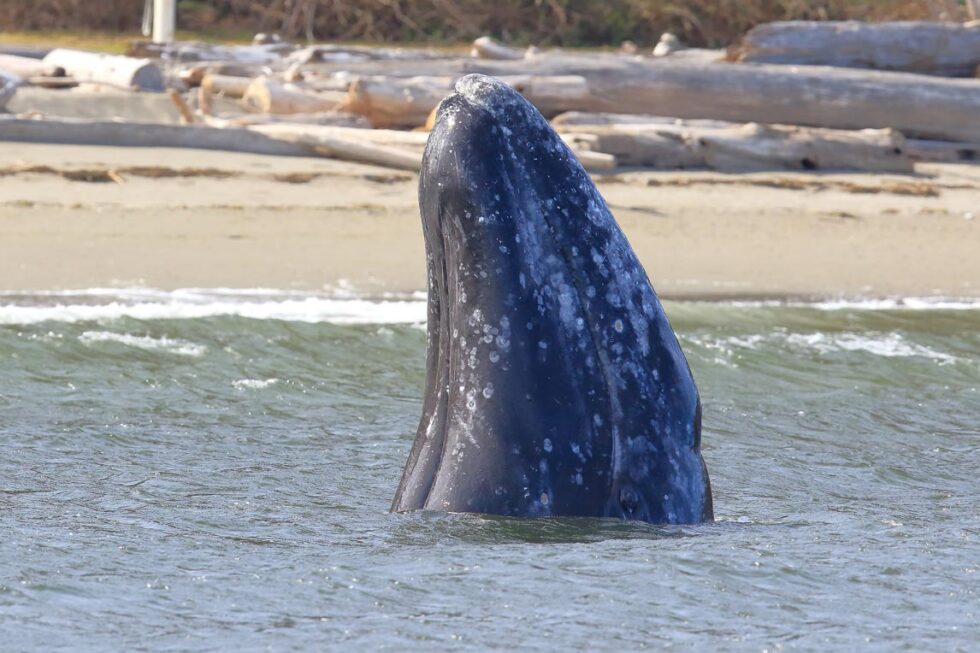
392,75,712,524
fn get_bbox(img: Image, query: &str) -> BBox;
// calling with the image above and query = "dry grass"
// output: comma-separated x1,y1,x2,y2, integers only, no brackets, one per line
0,1,969,48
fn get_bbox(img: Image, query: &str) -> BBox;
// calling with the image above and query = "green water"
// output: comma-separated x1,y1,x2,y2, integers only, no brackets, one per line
0,292,977,651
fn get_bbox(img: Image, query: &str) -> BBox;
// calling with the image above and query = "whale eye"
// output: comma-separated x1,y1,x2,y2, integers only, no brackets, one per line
619,487,639,516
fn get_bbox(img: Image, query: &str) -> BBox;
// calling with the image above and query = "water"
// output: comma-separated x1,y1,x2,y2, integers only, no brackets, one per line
1,290,977,652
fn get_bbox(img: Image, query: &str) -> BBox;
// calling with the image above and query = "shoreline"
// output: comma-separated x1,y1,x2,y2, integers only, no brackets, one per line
1,142,977,300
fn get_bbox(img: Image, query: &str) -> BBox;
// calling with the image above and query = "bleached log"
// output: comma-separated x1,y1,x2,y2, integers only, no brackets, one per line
342,74,590,128
42,49,164,91
201,74,253,99
221,112,372,128
0,54,64,79
472,36,524,60
497,75,590,117
241,77,347,114
559,122,912,172
904,138,980,163
0,72,19,110
0,116,314,156
248,124,423,171
736,21,980,76
343,76,453,129
575,60,980,144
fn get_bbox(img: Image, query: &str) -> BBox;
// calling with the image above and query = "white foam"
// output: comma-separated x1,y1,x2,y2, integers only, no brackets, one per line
232,378,279,390
0,288,427,326
693,331,962,364
783,332,959,363
78,331,206,357
726,297,980,311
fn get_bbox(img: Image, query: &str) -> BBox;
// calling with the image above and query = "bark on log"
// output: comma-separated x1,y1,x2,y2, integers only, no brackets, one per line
736,21,980,76
42,49,164,91
559,122,912,172
241,78,347,114
0,54,65,79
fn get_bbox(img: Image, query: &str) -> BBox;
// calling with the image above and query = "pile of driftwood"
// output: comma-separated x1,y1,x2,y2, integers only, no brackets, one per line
2,21,980,174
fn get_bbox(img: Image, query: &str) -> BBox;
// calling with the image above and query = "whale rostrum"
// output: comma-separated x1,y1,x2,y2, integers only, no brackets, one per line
392,74,712,524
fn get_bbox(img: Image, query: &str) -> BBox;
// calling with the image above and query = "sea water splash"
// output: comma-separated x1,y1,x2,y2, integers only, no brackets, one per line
0,289,977,650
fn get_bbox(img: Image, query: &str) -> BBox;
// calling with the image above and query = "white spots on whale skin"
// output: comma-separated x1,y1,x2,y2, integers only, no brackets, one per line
613,319,624,333
593,414,604,427
482,384,495,399
499,245,510,254
540,492,550,506
538,341,548,350
489,350,500,363
519,273,526,289
543,438,553,453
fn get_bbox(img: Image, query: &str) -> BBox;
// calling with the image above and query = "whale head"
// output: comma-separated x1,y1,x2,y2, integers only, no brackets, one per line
393,74,712,524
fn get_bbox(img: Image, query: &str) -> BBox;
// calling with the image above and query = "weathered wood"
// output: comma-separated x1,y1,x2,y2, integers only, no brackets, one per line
343,76,453,128
471,36,524,60
576,59,980,144
0,72,18,110
0,54,65,79
736,21,980,76
0,116,315,157
241,78,347,114
905,138,980,163
201,74,253,99
248,124,423,171
166,88,196,124
221,112,371,128
42,49,164,91
969,2,980,20
558,121,913,172
342,74,590,128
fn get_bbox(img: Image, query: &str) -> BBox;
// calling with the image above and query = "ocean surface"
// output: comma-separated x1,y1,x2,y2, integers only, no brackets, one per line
1,289,977,652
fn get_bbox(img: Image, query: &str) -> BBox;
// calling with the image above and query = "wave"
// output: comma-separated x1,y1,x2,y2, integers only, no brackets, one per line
0,288,428,326
0,288,978,326
78,331,207,357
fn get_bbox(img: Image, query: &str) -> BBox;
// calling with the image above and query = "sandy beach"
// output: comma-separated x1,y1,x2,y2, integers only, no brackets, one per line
1,141,977,299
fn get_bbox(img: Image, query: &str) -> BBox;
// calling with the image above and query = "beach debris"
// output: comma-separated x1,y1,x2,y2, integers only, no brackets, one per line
471,36,525,60
555,114,913,172
42,49,164,91
653,33,686,57
735,21,980,77
241,77,346,114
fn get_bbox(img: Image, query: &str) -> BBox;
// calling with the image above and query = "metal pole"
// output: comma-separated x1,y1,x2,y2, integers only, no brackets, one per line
152,0,176,43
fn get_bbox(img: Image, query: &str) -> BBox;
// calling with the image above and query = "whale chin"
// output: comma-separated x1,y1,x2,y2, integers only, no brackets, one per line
392,74,712,524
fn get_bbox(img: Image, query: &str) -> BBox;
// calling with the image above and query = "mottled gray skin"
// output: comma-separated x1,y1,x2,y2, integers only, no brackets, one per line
392,75,712,524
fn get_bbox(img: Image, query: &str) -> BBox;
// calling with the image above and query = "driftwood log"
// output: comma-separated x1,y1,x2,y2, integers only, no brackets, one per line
558,121,912,172
0,54,65,79
471,37,524,61
343,76,452,128
0,72,18,110
342,74,591,128
735,21,980,77
42,49,164,91
201,74,253,99
241,78,347,114
0,116,314,156
554,111,978,166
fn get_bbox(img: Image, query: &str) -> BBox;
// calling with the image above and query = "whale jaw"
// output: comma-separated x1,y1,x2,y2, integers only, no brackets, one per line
392,75,712,524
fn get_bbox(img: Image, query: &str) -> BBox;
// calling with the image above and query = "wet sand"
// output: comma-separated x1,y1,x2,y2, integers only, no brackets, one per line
1,142,977,298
